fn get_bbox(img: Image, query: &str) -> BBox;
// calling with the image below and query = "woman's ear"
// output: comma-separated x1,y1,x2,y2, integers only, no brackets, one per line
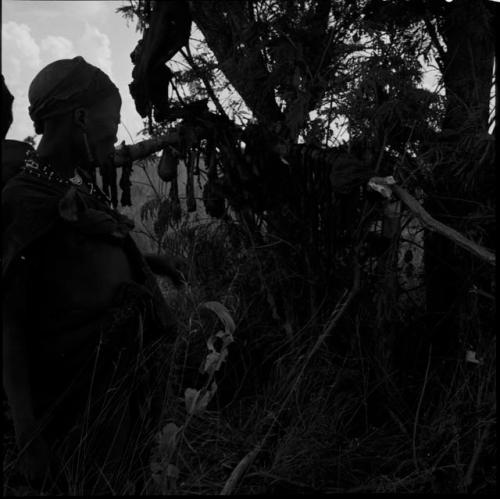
73,107,89,130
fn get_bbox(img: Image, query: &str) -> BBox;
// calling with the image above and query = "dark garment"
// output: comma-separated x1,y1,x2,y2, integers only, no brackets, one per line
2,74,14,139
2,157,175,491
1,140,35,189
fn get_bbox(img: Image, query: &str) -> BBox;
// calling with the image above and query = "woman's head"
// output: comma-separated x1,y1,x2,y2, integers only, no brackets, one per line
28,56,121,167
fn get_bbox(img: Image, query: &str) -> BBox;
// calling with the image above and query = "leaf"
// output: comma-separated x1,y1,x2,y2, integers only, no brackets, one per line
184,384,217,415
184,388,201,414
207,329,234,352
166,464,179,479
202,349,229,375
151,462,162,485
151,462,179,487
210,380,217,396
185,388,211,415
215,329,235,348
157,422,180,458
195,390,212,413
465,350,482,365
200,301,236,336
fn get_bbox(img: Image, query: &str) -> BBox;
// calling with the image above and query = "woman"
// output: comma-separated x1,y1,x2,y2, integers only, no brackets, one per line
2,57,175,492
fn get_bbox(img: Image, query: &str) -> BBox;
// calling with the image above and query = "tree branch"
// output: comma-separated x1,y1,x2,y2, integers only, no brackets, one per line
423,10,447,73
180,46,230,121
368,178,496,267
113,131,180,167
189,0,282,123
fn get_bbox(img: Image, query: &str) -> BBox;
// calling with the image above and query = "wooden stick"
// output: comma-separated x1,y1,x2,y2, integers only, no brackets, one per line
367,178,495,267
391,184,495,267
113,131,181,167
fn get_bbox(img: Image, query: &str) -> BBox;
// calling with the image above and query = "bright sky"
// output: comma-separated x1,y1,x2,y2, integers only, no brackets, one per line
1,0,492,146
1,0,145,144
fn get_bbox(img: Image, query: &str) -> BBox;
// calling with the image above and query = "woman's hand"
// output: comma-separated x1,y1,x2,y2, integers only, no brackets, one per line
145,253,187,287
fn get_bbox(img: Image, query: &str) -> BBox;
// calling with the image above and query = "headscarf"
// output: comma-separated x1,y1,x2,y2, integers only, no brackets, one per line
28,56,118,134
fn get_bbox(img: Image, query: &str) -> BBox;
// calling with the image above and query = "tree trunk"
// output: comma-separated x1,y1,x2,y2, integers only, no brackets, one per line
424,0,495,361
441,0,494,134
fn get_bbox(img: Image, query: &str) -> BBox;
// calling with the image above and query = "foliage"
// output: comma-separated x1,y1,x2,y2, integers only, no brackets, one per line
22,135,36,147
3,213,495,494
115,0,153,32
4,0,493,495
151,300,235,492
116,1,495,490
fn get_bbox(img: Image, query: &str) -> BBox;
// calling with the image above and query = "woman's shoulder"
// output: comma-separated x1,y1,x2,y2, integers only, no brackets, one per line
2,172,62,225
1,140,34,189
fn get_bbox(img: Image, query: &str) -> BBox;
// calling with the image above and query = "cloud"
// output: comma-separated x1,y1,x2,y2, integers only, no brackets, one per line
41,35,76,60
79,23,113,78
70,1,106,17
1,22,43,139
1,20,114,140
2,11,118,141
4,0,107,22
2,22,41,71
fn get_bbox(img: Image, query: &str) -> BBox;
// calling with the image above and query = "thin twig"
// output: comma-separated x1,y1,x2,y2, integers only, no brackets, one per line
422,11,446,72
181,46,230,121
220,436,266,495
412,344,432,473
219,266,360,495
462,409,496,490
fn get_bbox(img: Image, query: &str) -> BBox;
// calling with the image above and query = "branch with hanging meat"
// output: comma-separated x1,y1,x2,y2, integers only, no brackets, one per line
367,176,496,267
113,132,181,167
113,119,376,216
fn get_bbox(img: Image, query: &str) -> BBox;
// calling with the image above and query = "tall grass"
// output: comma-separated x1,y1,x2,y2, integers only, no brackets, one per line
3,219,495,495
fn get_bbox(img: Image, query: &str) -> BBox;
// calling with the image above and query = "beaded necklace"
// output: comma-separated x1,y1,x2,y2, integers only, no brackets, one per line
23,151,111,206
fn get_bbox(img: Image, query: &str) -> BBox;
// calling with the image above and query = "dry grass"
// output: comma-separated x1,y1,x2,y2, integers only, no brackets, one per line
3,221,496,495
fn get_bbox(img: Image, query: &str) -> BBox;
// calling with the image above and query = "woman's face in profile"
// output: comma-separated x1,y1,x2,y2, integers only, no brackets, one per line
86,92,122,167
